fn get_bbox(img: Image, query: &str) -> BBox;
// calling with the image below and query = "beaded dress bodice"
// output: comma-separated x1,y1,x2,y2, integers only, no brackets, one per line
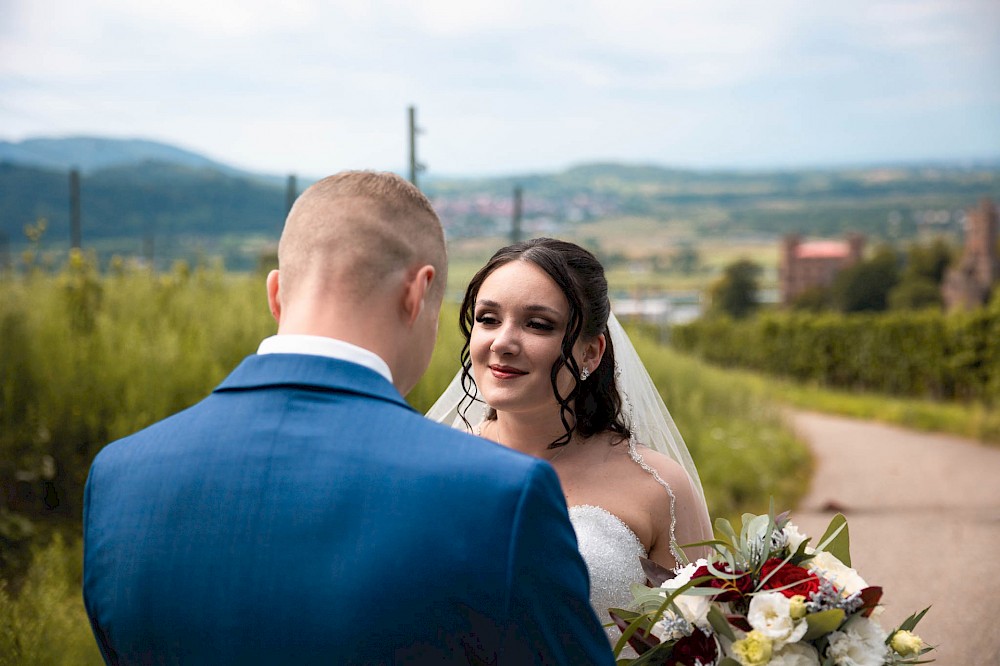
568,440,682,653
569,504,646,648
472,423,679,653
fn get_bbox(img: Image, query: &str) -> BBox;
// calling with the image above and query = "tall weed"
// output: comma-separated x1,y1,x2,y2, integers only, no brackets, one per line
0,534,102,666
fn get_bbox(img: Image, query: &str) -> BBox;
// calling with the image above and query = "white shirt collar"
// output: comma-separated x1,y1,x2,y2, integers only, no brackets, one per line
256,335,393,384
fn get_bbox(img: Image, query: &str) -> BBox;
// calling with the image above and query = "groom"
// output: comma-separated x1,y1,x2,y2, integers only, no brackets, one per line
83,171,612,664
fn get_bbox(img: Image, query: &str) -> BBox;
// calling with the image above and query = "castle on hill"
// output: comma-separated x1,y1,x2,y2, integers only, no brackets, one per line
941,198,999,311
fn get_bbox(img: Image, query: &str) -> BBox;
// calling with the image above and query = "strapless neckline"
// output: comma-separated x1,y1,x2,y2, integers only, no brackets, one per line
568,504,647,557
568,504,647,655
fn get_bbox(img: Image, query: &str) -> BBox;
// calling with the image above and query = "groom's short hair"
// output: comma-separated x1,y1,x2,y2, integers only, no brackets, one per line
277,171,446,303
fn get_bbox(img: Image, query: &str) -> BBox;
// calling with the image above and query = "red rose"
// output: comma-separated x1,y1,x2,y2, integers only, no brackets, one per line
667,629,717,666
759,558,821,598
692,563,753,602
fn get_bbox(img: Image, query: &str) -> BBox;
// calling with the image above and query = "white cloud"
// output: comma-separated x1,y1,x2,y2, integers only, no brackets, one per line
1,0,997,174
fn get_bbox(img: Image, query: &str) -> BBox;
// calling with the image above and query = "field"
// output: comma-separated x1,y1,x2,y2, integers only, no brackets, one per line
444,233,782,301
0,258,810,663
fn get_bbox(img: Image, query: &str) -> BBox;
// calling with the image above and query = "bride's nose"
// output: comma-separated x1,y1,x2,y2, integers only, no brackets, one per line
489,323,520,356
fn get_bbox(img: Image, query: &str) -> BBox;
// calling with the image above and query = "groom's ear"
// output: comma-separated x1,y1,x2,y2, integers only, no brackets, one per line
266,269,282,323
401,264,436,327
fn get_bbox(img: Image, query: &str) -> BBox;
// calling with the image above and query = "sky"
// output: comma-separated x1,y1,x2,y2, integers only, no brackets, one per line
1,0,999,178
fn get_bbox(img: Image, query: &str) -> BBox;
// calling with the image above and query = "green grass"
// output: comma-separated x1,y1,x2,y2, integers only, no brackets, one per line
2,263,811,659
0,534,103,666
629,333,812,522
762,375,1000,445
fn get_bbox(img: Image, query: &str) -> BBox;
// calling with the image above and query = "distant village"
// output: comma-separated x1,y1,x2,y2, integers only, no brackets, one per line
432,185,999,320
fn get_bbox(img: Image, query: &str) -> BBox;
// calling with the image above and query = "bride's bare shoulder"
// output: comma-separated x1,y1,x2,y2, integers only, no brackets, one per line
631,444,690,479
623,442,703,506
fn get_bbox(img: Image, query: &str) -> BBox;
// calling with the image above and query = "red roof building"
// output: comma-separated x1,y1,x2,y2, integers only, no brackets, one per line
779,233,865,306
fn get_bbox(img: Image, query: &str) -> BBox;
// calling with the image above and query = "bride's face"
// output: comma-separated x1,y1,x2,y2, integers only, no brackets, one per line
470,260,581,418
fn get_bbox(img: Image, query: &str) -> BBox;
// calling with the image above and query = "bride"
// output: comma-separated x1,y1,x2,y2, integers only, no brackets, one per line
428,238,713,644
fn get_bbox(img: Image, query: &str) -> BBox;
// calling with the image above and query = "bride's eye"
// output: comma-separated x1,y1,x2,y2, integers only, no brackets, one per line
527,319,555,331
475,312,499,326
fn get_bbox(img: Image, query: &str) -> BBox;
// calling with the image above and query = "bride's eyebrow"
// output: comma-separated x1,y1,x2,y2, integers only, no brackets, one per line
475,299,563,317
522,304,562,317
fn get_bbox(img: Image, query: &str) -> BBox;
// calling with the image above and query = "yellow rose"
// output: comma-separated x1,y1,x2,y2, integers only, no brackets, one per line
788,594,808,620
733,630,773,666
890,629,924,656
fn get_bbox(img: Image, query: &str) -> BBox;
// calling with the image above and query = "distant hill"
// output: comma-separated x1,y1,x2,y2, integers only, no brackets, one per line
2,135,998,269
0,136,261,177
0,160,287,247
426,161,1000,239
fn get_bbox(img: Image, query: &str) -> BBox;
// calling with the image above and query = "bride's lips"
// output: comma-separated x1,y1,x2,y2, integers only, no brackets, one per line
490,364,528,379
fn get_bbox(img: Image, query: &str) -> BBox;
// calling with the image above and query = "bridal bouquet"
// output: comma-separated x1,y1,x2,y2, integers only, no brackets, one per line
609,508,933,666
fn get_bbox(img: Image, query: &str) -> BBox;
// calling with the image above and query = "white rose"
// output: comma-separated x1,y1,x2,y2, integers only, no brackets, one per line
770,642,821,666
674,593,712,631
827,617,888,666
664,559,708,590
747,592,808,648
782,523,810,552
808,551,868,596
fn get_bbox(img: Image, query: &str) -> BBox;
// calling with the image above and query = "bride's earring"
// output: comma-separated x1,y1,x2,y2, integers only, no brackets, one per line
580,367,591,381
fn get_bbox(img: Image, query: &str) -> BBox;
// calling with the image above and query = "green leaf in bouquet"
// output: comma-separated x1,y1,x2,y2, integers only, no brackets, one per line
898,606,931,632
740,513,774,567
718,659,742,666
684,537,731,551
790,536,815,565
802,609,846,641
715,517,738,550
816,513,851,567
609,607,660,657
741,513,771,546
707,605,735,641
626,645,677,665
630,583,672,613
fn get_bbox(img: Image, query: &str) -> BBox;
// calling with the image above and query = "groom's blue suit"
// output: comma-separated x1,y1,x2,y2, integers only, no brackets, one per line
83,352,612,665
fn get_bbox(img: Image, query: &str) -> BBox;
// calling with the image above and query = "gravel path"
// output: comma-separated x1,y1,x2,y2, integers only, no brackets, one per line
786,411,1000,666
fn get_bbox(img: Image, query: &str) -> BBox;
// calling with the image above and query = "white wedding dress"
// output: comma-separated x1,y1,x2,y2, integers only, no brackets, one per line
569,434,688,650
569,504,646,649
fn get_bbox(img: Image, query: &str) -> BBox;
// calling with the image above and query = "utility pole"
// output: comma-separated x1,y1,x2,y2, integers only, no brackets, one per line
511,185,523,244
408,105,425,189
285,174,297,215
143,229,155,268
69,168,82,250
0,231,9,272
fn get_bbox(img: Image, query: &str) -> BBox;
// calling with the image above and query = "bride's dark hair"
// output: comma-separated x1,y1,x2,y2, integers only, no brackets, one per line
458,237,631,450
